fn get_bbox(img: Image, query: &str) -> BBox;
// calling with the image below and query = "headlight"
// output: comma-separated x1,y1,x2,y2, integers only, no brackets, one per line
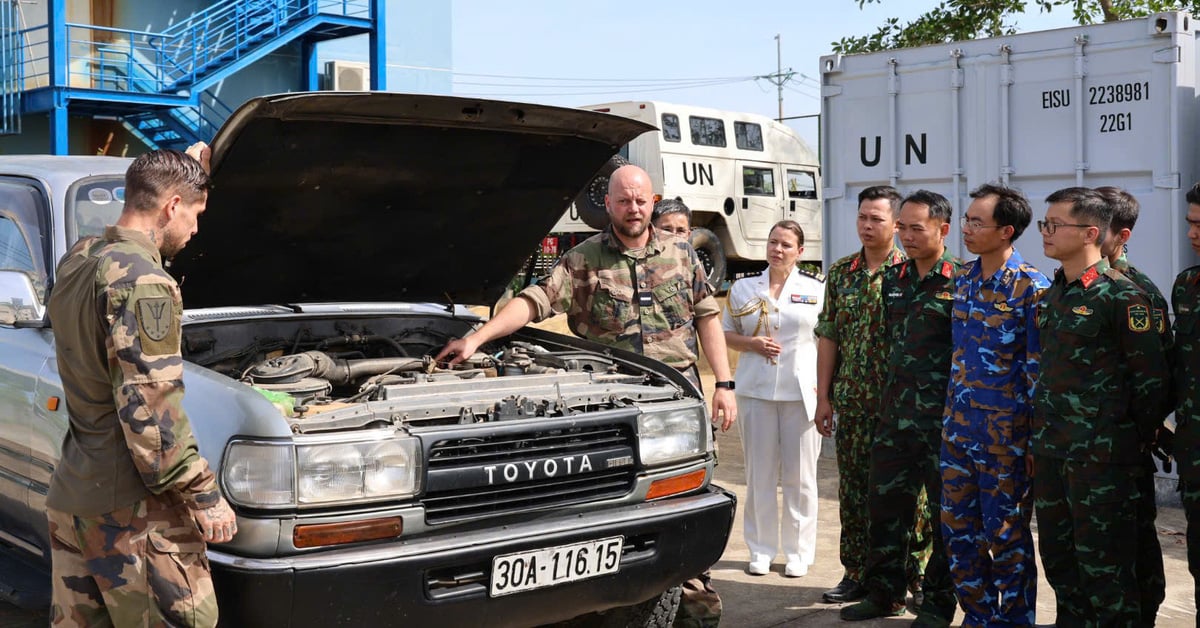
637,403,707,466
222,436,421,508
223,441,295,507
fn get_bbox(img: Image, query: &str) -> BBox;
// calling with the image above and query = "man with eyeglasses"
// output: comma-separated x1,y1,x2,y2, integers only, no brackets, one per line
1033,187,1169,626
1167,182,1200,622
941,183,1047,627
1095,186,1171,626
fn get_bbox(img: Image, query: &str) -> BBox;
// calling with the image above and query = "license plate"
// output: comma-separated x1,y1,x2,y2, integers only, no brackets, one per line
489,536,623,597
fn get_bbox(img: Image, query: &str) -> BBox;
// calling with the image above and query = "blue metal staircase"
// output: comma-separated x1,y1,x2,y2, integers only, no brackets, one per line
3,0,376,152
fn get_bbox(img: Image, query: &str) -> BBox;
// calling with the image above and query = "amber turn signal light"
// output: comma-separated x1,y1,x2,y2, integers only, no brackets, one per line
293,516,403,549
645,469,706,500
46,396,60,411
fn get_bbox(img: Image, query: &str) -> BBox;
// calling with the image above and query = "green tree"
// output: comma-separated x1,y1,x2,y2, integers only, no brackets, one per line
833,0,1195,53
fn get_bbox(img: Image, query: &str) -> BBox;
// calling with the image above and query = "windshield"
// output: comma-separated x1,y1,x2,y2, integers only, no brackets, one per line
67,176,126,243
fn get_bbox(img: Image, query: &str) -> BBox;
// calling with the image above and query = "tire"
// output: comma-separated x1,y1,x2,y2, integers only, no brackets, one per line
575,155,631,230
689,226,727,287
554,586,682,628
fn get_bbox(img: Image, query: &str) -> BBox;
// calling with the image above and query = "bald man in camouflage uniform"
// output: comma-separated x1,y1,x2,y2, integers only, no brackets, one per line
1033,187,1169,626
815,186,930,605
1097,186,1172,626
1171,183,1200,623
438,166,736,627
46,146,238,627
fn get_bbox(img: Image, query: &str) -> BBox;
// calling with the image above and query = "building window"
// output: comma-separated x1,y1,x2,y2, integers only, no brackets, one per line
689,116,726,147
742,167,775,196
734,122,764,151
661,113,681,142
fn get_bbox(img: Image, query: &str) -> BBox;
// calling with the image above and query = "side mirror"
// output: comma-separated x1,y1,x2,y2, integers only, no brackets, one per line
0,270,46,327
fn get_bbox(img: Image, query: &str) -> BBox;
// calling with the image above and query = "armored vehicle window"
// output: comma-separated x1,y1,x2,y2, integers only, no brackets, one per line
787,170,817,199
742,167,775,196
689,116,726,147
68,176,126,243
734,122,764,151
661,113,681,142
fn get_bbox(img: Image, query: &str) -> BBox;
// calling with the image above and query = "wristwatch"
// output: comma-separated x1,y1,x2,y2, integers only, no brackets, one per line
713,380,736,390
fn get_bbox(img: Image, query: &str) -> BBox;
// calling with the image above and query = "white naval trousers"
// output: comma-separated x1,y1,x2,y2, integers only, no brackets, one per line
737,395,821,564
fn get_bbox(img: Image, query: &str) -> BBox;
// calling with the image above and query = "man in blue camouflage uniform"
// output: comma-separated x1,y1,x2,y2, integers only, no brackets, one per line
1033,187,1170,626
840,190,960,624
816,186,930,604
942,183,1047,627
1097,186,1171,626
45,146,238,627
438,165,736,627
1170,182,1200,625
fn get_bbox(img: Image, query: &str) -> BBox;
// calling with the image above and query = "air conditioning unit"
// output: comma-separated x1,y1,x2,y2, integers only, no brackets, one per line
325,60,370,91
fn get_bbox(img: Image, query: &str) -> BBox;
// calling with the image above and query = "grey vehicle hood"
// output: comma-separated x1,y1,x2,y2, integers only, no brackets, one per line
169,92,651,309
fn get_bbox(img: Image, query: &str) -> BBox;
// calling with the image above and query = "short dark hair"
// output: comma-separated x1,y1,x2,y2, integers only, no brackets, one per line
1045,186,1112,244
970,182,1032,241
652,197,691,226
858,185,902,216
901,189,952,224
1187,181,1200,206
770,220,805,247
1094,186,1139,232
124,149,211,213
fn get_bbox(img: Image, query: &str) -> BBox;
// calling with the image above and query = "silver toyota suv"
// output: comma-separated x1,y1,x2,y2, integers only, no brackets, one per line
0,92,735,627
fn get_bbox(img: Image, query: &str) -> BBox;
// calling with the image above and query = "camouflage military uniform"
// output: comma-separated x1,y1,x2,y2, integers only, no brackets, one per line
46,226,221,627
1033,259,1170,627
815,246,930,587
1170,265,1200,623
1113,253,1171,625
942,249,1047,627
860,251,959,619
521,226,721,627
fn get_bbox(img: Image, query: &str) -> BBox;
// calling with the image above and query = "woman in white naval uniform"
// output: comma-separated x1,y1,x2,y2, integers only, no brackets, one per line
722,220,824,578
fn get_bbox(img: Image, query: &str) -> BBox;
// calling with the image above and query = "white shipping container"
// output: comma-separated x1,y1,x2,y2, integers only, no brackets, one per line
819,11,1199,295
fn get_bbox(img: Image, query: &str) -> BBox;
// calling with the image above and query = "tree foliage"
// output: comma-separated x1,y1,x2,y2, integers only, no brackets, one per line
833,0,1197,53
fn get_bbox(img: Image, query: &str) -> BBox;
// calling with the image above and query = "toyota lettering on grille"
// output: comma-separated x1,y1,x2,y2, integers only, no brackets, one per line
486,454,594,484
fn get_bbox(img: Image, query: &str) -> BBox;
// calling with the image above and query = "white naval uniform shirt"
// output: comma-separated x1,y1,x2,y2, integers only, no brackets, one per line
721,268,824,420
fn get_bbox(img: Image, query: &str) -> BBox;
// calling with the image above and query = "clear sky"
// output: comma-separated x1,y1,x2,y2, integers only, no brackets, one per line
451,1,1077,149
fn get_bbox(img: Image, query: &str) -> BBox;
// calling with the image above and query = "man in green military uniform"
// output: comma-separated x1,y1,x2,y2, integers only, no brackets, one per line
1096,185,1171,626
815,186,930,604
1033,187,1169,626
46,145,238,627
437,165,736,627
1171,182,1200,622
840,190,959,624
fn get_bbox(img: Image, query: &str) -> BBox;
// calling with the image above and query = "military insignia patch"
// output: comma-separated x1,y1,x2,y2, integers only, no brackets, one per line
791,294,819,304
994,302,1013,312
935,291,954,300
1127,304,1150,332
1072,305,1093,316
136,296,177,354
1153,308,1165,333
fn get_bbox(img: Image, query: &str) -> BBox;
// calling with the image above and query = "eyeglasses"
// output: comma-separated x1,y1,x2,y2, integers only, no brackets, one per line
960,217,1005,232
1037,220,1093,235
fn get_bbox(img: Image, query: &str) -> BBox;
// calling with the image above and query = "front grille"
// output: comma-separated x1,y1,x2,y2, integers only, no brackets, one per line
422,423,637,524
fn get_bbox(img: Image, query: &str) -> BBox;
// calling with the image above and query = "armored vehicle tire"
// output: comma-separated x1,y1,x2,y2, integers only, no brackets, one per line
575,155,631,230
689,226,727,286
556,585,682,627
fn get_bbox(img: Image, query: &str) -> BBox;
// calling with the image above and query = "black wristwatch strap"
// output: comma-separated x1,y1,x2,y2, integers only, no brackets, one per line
714,380,735,390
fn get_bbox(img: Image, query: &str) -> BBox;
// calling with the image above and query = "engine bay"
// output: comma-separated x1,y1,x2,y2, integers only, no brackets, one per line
181,312,687,430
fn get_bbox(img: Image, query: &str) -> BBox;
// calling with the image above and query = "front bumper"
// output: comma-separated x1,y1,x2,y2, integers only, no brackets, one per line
209,485,736,627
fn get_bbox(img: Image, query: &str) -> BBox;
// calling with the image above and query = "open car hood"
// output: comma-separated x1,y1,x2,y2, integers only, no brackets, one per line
169,92,651,309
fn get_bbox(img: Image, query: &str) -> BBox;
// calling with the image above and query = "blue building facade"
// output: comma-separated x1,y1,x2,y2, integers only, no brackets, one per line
0,0,452,155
